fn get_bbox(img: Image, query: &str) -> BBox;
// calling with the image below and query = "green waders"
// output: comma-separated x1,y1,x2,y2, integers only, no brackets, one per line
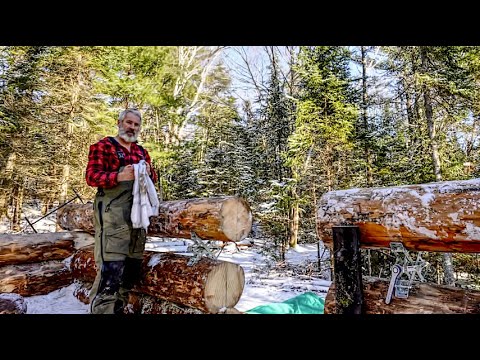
89,177,147,314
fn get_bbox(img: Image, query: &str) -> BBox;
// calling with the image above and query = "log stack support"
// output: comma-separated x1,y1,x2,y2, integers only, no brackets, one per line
3,196,251,314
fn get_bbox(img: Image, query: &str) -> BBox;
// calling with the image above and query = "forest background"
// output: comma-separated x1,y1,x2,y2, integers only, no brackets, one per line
0,46,479,289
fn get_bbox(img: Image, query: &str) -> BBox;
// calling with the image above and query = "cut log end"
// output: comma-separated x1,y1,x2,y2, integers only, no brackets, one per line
204,261,245,313
221,197,253,242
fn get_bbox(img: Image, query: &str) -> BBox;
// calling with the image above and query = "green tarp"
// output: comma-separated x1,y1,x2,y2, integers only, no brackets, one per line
245,292,325,314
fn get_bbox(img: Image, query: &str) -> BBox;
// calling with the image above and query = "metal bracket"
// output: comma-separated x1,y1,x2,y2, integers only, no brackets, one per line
22,187,84,233
186,232,220,266
385,242,428,304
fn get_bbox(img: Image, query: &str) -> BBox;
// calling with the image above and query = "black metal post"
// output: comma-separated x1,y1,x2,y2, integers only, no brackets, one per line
332,225,364,314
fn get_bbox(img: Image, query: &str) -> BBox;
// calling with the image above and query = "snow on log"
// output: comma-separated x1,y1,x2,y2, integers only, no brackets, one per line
72,280,92,305
324,277,480,314
70,246,97,283
57,196,253,242
0,232,75,266
0,261,72,296
317,178,480,252
71,245,245,313
56,202,95,233
0,293,27,314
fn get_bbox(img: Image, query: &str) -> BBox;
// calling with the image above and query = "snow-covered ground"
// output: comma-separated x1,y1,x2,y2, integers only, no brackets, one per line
22,240,331,314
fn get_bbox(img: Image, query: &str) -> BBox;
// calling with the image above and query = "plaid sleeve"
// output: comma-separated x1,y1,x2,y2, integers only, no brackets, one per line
85,141,119,188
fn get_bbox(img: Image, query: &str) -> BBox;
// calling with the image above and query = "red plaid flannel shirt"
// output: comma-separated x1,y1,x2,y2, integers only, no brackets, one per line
85,137,157,189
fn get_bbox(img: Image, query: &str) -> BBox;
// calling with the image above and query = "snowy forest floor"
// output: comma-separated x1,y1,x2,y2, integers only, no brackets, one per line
1,203,333,314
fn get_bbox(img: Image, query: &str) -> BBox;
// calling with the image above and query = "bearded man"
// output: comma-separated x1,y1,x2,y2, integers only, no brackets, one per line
85,108,157,314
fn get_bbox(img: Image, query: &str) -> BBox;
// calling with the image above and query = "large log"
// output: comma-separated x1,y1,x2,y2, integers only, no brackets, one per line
71,245,245,313
0,293,27,314
57,196,253,242
72,281,206,314
0,232,75,266
324,277,480,314
126,292,204,314
0,261,73,296
317,178,480,252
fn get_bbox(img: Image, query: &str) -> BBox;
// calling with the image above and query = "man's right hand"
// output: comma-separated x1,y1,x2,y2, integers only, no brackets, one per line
117,165,135,182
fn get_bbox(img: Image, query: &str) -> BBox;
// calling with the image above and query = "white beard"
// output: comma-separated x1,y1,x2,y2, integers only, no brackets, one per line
118,126,139,143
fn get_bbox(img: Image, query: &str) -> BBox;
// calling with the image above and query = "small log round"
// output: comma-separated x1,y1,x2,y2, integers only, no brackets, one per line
0,293,27,314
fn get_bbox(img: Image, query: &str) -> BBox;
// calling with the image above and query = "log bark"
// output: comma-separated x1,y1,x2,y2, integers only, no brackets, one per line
0,232,75,266
70,246,98,283
317,178,480,252
57,196,253,242
71,245,245,313
125,292,204,314
0,261,73,296
0,293,27,314
324,277,480,314
56,202,95,233
72,282,213,314
72,280,92,305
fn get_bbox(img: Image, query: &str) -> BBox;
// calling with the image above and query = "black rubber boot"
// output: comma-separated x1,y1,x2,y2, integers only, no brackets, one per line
90,261,125,314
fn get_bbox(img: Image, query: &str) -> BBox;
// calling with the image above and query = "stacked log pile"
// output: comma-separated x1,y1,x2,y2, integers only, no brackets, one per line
1,196,252,314
60,195,252,314
0,231,88,313
71,245,245,314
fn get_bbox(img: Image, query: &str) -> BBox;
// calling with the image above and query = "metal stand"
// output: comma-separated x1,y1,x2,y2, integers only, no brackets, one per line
186,232,222,266
22,188,84,233
385,242,428,304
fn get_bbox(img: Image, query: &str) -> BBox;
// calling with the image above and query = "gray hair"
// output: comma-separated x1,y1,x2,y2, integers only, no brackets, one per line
119,108,142,123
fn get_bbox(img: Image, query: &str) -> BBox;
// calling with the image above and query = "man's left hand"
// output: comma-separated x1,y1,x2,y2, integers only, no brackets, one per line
145,162,151,176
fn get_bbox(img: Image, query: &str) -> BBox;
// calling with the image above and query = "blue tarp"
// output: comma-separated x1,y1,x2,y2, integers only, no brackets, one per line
245,292,325,314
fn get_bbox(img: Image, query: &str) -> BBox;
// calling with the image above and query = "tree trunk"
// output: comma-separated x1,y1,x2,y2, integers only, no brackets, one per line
317,178,480,253
0,293,27,314
11,181,24,232
0,232,75,266
71,245,245,313
0,261,72,296
324,276,480,314
59,122,73,204
360,46,373,187
420,47,455,286
57,196,253,242
289,197,299,248
0,151,17,217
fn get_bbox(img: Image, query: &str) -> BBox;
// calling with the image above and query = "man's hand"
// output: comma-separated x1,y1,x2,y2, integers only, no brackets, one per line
145,162,152,176
117,165,135,182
